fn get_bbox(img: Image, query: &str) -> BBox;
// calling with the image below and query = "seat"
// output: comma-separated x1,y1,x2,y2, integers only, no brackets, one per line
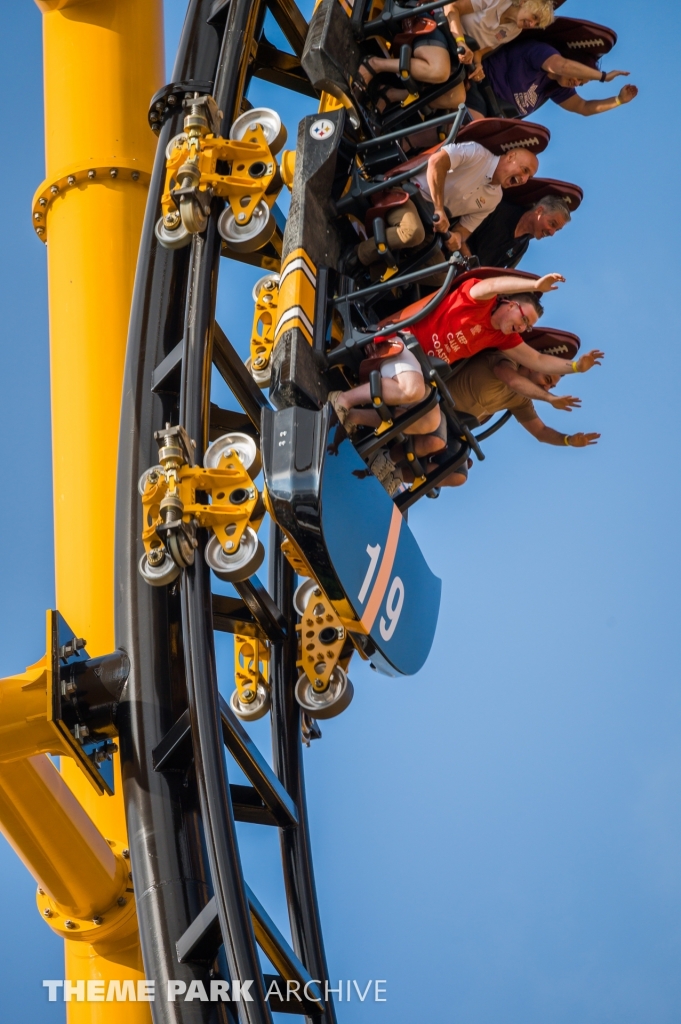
339,115,551,288
522,16,617,68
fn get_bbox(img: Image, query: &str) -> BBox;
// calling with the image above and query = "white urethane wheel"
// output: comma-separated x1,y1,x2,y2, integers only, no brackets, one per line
138,464,164,496
139,551,181,587
204,529,264,583
155,215,192,250
217,201,276,253
295,667,354,720
165,132,188,159
204,431,261,477
252,272,280,302
293,577,320,617
229,108,287,155
230,683,271,721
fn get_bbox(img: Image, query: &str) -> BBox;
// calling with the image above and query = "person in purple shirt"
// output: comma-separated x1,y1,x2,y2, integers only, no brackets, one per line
466,38,638,119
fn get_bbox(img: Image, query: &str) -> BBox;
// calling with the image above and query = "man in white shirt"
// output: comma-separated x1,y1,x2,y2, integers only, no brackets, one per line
420,139,538,251
355,140,538,267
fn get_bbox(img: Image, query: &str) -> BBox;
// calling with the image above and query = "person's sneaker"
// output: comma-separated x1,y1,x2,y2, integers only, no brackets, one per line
370,452,404,496
370,451,396,483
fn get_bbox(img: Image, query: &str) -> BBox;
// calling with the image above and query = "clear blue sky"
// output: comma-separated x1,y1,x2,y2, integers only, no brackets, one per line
1,2,679,1021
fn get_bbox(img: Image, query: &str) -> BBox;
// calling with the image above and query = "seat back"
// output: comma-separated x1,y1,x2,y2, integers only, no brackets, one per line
524,327,580,359
456,117,550,155
523,16,617,68
503,177,583,211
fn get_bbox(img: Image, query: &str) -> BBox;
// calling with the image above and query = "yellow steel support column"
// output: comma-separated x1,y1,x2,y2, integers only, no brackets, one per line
29,0,164,1016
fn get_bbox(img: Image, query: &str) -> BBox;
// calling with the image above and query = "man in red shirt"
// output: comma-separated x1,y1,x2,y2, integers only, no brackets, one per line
329,272,603,436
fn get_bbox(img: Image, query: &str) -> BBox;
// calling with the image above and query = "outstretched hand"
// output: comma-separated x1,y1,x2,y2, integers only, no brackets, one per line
605,69,629,82
577,349,605,373
535,273,565,293
568,432,600,447
619,84,638,104
551,394,581,412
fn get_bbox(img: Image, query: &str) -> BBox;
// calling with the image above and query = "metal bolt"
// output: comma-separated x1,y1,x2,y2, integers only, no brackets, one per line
50,185,59,195
73,724,89,742
65,920,76,930
237,213,246,221
253,356,265,368
93,917,103,926
43,908,52,918
110,168,118,179
242,690,253,701
34,213,41,221
88,169,96,180
38,888,45,895
39,197,47,207
122,848,130,859
150,113,159,123
155,101,165,112
36,228,44,236
147,548,165,566
117,897,127,907
131,171,140,182
67,175,76,186
168,95,177,106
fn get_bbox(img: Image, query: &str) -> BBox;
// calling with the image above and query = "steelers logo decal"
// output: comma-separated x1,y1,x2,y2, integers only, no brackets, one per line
309,118,335,141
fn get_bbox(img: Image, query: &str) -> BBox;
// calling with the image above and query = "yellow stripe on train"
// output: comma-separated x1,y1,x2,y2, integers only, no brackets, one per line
275,248,317,345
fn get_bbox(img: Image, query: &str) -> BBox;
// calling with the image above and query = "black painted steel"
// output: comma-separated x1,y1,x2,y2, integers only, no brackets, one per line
115,3,227,1022
269,523,338,1024
118,1,340,1020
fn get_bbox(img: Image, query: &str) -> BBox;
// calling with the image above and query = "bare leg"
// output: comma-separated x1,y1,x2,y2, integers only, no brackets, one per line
428,81,466,110
361,48,451,86
337,371,426,415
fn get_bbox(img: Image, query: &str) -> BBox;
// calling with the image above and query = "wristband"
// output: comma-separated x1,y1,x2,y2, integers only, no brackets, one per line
455,35,465,42
615,96,622,106
564,435,571,446
572,360,579,373
600,70,607,82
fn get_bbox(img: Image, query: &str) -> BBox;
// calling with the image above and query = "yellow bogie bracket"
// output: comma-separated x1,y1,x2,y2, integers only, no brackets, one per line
248,273,280,387
294,581,347,691
140,428,264,586
157,99,285,253
230,636,271,722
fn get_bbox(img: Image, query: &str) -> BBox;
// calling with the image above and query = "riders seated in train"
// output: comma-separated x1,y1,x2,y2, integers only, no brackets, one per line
352,0,471,118
465,32,638,120
348,139,538,274
445,0,555,70
369,345,601,493
328,272,604,437
465,191,571,268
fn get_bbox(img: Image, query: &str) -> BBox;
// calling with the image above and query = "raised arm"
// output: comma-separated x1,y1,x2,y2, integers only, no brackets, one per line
468,272,564,302
511,342,605,378
560,85,638,117
541,54,631,83
493,360,581,410
522,417,600,447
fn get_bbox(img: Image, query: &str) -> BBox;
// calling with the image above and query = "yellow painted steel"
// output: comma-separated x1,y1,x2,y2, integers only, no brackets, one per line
24,0,164,1016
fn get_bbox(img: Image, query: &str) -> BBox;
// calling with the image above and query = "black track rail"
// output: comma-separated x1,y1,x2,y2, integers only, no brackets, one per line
116,1,336,1022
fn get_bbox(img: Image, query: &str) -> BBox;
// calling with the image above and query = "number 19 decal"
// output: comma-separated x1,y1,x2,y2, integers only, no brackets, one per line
379,576,404,641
